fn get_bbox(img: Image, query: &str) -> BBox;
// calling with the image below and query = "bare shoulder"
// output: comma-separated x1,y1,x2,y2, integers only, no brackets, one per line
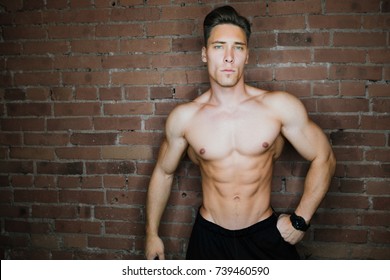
165,100,203,136
260,90,308,122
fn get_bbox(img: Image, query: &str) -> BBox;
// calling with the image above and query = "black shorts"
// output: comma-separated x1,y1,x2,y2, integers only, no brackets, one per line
186,211,300,260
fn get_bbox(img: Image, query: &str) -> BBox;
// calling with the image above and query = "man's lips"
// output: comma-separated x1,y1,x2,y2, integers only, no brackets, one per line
221,69,235,73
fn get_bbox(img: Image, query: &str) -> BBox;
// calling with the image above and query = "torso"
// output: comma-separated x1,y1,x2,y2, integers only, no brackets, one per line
183,85,284,230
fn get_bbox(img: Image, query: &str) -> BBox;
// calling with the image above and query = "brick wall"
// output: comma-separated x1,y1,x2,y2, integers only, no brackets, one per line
0,0,389,259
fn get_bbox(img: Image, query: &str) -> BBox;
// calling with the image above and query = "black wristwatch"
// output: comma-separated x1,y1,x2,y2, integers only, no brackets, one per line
290,213,310,231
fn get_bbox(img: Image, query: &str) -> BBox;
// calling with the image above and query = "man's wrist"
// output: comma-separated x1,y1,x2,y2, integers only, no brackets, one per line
290,212,310,232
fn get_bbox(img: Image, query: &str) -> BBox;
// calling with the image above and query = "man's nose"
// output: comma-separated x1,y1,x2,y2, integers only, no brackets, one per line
224,48,234,63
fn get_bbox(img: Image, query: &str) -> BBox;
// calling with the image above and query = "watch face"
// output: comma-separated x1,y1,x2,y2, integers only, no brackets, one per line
291,214,309,231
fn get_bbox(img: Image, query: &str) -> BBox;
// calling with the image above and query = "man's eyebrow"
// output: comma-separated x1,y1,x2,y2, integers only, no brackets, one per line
210,41,247,45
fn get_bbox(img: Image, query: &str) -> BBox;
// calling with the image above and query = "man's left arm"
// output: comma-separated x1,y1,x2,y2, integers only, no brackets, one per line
274,92,336,244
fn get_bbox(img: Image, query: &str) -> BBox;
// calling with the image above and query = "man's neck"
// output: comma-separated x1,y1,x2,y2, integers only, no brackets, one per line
208,80,248,108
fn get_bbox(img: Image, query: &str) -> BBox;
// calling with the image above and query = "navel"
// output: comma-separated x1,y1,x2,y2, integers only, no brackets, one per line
262,142,269,149
199,148,206,155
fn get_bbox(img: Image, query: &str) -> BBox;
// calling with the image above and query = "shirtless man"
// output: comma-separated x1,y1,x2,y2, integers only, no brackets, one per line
145,6,336,260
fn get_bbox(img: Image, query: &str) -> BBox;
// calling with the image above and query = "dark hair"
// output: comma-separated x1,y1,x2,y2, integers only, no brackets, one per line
203,5,251,46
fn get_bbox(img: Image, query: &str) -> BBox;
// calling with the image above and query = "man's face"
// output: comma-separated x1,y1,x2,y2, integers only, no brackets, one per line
202,24,249,88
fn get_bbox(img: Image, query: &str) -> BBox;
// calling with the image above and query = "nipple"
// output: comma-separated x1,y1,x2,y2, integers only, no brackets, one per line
262,142,269,149
199,148,206,155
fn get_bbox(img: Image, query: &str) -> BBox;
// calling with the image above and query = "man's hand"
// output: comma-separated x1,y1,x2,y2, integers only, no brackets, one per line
145,235,165,260
276,214,305,245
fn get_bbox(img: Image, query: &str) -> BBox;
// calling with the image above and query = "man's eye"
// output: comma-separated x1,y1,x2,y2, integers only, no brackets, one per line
235,46,244,50
214,45,223,49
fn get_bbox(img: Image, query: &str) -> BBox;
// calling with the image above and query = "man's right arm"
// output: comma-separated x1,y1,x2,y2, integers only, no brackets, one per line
145,106,189,260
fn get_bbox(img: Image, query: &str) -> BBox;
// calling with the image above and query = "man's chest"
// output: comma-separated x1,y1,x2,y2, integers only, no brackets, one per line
185,108,281,160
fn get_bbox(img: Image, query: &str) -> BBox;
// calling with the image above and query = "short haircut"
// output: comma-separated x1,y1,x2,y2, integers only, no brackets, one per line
203,5,251,46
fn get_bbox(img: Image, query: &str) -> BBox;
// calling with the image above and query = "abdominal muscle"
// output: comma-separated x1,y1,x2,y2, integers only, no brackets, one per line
197,151,274,230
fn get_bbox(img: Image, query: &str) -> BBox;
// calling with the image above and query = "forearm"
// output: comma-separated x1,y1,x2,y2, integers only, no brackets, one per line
295,152,336,222
146,168,174,237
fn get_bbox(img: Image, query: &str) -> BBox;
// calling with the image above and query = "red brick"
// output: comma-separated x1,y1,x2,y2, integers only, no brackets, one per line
85,161,135,175
47,117,92,131
318,98,368,113
326,0,380,13
1,118,45,131
46,0,68,9
105,221,145,236
75,88,98,100
62,9,110,23
3,26,46,40
104,102,153,115
111,7,160,21
172,37,203,52
258,50,311,64
277,32,329,47
101,55,150,69
361,115,390,130
10,147,55,160
119,131,163,146
330,65,382,80
125,86,149,100
161,5,210,20
320,194,369,209
147,21,194,36
308,15,361,29
5,220,51,234
55,147,101,160
121,38,171,53
0,133,22,146
60,190,105,205
70,133,117,145
334,32,387,47
314,228,368,243
32,205,77,219
106,190,146,205
48,25,95,39
88,236,133,250
71,40,119,54
62,72,109,86
7,57,53,71
331,131,385,146
369,48,390,64
95,206,141,221
24,133,69,146
275,66,327,81
340,82,366,97
253,16,305,31
55,220,101,234
54,102,101,116
93,117,141,130
112,71,161,85
268,0,322,15
371,230,390,244
314,49,365,63
14,73,60,86
151,53,202,68
361,212,390,226
54,56,102,70
373,197,390,210
14,190,58,203
366,181,390,195
37,161,83,175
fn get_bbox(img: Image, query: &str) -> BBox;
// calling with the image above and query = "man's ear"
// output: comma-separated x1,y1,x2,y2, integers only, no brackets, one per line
245,50,249,64
201,47,207,63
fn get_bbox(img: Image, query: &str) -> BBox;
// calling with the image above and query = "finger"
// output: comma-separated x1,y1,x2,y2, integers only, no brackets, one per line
158,252,165,260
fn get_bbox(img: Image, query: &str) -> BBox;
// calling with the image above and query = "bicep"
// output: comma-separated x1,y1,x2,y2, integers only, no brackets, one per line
278,95,332,162
155,108,189,175
156,136,188,175
282,120,331,162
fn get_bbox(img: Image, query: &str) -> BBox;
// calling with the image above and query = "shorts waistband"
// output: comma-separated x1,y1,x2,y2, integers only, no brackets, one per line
194,210,278,237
